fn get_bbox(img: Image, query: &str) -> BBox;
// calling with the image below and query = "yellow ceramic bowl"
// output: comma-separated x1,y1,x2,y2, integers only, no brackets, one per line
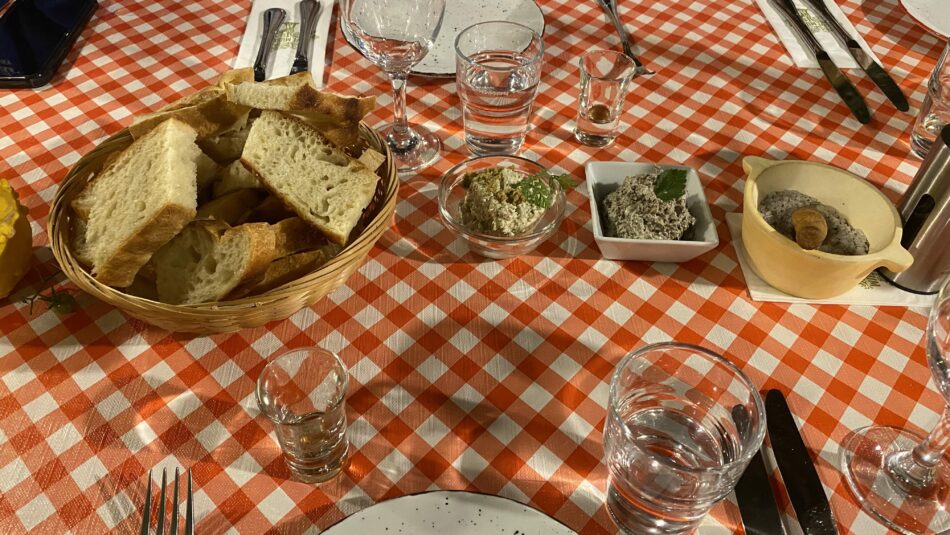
741,156,913,299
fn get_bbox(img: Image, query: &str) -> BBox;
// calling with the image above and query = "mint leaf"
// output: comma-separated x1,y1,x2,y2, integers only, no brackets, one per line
516,171,575,209
654,169,687,201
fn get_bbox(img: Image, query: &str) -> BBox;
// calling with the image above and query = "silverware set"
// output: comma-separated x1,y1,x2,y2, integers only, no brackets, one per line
254,0,322,82
767,0,908,123
595,0,653,76
736,390,840,535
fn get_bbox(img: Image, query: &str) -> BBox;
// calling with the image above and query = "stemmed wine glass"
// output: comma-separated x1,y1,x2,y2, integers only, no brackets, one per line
342,0,445,173
839,272,950,535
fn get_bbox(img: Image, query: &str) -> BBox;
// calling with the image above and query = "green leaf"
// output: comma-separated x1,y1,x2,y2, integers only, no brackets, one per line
516,171,576,209
654,168,688,202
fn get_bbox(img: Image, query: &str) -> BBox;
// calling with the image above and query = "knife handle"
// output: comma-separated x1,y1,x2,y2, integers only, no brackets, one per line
254,8,287,82
295,0,320,62
770,0,822,56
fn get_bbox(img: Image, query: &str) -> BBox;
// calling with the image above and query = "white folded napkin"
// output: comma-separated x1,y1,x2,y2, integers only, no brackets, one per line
233,0,335,87
755,0,882,69
726,214,935,307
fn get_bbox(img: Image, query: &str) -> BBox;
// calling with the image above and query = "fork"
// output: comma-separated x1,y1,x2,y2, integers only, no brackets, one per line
140,468,194,535
596,0,654,76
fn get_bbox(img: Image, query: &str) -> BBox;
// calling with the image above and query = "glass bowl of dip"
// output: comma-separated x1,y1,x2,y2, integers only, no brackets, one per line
439,155,567,259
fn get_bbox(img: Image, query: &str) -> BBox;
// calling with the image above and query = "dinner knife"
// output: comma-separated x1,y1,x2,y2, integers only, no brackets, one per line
766,389,839,535
801,0,909,111
768,0,870,124
290,0,321,75
254,8,287,82
732,406,785,535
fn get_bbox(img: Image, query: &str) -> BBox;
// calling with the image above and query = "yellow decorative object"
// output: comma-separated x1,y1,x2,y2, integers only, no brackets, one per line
0,180,32,299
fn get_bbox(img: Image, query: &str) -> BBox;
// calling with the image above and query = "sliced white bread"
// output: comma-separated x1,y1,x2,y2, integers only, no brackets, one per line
196,188,267,225
152,220,276,304
212,160,262,198
216,67,255,87
198,118,254,163
245,195,296,224
227,244,340,299
241,110,380,245
129,87,250,140
223,73,375,150
196,152,221,193
357,148,386,173
272,216,330,258
76,119,200,287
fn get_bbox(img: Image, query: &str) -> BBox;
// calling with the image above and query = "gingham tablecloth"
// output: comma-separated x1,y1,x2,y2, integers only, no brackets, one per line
0,1,944,533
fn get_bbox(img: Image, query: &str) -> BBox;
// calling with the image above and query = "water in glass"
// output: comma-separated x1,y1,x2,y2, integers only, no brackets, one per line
256,348,350,483
911,39,950,158
574,50,636,147
605,343,765,534
455,22,543,156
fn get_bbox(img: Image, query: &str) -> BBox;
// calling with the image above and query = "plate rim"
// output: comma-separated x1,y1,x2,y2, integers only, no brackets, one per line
320,489,578,533
898,0,950,38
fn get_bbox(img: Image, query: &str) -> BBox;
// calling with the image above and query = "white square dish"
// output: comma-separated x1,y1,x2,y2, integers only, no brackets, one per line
585,162,719,262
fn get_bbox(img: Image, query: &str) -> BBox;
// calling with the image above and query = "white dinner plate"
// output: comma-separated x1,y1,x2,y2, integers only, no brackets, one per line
899,0,950,38
322,491,578,534
343,0,545,77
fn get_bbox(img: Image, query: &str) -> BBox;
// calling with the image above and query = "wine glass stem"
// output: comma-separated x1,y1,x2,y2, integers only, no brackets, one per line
388,71,415,151
886,406,950,496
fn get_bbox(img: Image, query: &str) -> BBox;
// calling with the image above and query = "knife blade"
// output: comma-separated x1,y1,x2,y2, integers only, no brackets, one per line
290,0,321,75
801,0,909,111
768,0,870,124
732,406,785,535
766,389,839,535
254,8,287,82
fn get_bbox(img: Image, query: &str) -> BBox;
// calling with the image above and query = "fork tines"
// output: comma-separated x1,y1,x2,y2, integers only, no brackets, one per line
140,467,194,535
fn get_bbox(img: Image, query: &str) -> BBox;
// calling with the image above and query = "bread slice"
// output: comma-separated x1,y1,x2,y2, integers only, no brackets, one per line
227,245,340,299
198,119,254,163
212,160,262,198
196,152,221,193
76,119,200,287
223,73,375,150
216,67,255,87
152,221,276,304
245,195,296,224
196,188,266,225
129,87,250,140
241,110,380,244
357,148,386,173
272,217,330,258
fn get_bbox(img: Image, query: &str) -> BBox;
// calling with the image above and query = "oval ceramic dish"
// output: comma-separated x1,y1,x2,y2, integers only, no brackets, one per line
741,156,913,299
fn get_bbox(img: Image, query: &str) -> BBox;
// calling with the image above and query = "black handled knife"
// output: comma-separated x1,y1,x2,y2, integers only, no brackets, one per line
766,390,839,535
254,8,287,82
801,0,909,111
733,406,785,535
768,0,870,124
290,0,321,75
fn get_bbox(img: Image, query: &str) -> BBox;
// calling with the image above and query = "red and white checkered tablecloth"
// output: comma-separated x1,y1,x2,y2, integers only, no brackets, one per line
0,0,944,533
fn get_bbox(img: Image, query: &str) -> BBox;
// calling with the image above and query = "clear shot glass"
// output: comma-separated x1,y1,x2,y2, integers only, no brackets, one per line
256,347,350,483
574,50,636,147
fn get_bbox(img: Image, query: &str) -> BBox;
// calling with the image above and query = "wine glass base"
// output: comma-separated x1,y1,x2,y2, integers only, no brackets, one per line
379,123,440,173
839,426,950,535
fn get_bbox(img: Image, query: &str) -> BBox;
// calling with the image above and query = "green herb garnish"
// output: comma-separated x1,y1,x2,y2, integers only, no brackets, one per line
654,168,688,202
21,271,78,315
516,171,576,208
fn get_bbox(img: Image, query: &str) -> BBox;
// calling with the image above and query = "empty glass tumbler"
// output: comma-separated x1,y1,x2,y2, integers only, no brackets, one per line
455,21,544,156
604,342,766,534
256,347,350,483
912,39,950,158
574,50,636,147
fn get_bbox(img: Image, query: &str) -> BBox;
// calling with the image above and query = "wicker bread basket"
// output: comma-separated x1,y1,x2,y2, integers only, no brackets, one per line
49,124,398,334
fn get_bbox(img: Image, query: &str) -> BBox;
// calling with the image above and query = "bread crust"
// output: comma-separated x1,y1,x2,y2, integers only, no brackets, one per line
94,203,196,287
129,89,250,140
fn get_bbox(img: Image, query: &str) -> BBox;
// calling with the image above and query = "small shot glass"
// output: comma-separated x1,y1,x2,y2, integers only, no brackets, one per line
256,347,349,483
574,50,637,147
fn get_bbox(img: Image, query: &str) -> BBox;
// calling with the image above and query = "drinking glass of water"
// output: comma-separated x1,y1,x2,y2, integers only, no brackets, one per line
455,21,543,156
256,347,350,483
604,342,766,534
574,50,636,147
342,0,445,172
911,39,950,159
